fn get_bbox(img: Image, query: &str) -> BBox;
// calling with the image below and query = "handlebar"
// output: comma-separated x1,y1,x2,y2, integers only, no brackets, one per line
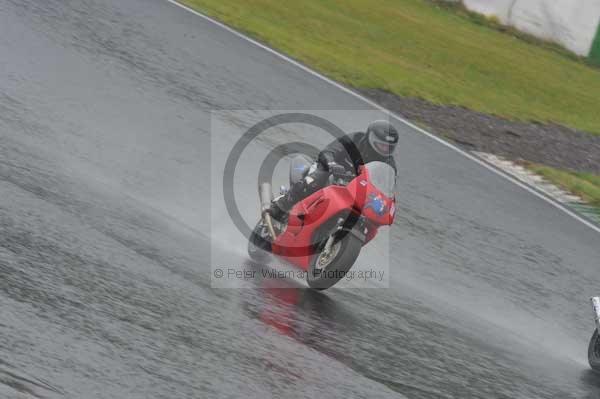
329,164,355,185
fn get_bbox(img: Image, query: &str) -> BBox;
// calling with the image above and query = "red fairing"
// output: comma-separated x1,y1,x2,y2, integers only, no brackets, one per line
271,166,395,270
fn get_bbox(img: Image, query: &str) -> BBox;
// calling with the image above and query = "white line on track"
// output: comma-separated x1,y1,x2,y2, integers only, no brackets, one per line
166,0,600,234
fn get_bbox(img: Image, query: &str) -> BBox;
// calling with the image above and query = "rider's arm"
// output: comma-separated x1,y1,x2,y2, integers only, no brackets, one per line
317,150,337,171
316,132,366,176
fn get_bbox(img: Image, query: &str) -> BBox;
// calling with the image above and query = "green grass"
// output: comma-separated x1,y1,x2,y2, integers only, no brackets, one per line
527,164,600,208
182,0,600,134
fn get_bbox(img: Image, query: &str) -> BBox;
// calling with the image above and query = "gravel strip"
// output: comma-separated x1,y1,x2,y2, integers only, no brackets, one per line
361,88,600,174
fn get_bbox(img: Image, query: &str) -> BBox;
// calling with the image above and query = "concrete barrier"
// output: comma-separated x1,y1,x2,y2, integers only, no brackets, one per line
463,0,515,23
457,0,600,60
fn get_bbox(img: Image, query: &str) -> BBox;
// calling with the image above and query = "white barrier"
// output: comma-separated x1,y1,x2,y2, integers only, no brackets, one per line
463,0,515,23
460,0,600,56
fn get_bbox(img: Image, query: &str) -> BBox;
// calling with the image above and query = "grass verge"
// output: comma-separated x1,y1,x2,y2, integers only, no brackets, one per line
526,163,600,210
181,0,600,134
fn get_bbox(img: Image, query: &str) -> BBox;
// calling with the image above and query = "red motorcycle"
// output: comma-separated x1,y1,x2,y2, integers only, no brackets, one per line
588,297,600,372
248,157,396,290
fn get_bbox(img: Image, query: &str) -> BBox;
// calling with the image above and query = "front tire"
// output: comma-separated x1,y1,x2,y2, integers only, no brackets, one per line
588,329,600,372
307,232,362,290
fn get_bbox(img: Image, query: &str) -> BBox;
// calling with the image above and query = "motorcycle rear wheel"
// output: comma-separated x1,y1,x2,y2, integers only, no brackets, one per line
588,329,600,372
307,232,361,290
247,221,271,262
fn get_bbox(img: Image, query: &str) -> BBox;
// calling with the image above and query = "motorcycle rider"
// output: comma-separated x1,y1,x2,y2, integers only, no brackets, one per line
269,120,399,220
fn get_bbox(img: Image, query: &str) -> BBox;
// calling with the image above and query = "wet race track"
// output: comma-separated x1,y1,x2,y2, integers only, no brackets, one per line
1,1,600,398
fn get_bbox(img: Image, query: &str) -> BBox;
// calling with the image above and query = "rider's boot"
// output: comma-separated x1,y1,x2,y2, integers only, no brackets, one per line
268,193,293,222
268,179,308,222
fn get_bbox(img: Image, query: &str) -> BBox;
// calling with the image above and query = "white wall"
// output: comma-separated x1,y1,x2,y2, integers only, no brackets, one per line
463,0,515,23
460,0,600,56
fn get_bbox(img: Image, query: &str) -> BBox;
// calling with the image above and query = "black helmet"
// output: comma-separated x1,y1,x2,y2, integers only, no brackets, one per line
366,120,399,156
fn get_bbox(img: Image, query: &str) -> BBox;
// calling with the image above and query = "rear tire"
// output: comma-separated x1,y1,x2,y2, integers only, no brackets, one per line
588,329,600,372
248,221,271,262
307,232,361,290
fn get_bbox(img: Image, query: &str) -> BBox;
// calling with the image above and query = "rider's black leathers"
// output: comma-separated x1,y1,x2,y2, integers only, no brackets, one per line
270,131,397,219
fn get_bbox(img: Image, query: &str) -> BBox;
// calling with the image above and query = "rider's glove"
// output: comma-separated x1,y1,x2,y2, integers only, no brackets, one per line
329,163,346,177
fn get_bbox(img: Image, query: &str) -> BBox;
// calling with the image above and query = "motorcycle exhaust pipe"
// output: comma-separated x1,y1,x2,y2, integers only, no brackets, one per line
592,297,600,331
259,182,277,240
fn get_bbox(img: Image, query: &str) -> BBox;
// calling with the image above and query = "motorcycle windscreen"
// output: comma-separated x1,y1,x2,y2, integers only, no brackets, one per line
364,161,397,198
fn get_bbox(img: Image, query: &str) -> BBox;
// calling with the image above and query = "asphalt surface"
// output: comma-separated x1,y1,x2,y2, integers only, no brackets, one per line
1,0,600,398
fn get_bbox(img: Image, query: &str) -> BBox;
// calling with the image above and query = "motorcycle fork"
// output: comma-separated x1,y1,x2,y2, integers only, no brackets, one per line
322,218,345,256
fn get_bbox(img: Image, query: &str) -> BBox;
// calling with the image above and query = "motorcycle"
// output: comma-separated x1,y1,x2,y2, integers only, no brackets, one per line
248,156,396,290
589,297,600,372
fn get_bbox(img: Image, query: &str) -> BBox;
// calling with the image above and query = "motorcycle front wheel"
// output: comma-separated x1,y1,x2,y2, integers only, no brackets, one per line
589,329,600,372
307,232,361,290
